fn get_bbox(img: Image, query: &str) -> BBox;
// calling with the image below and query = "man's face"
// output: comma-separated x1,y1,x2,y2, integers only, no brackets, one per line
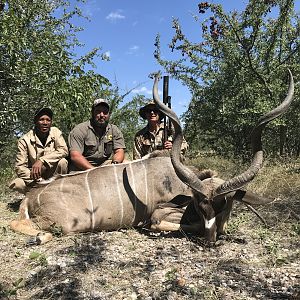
145,106,160,122
93,104,110,127
35,114,52,134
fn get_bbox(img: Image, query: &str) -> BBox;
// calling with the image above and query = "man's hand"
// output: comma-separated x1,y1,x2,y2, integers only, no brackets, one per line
164,141,173,150
112,148,125,164
31,160,44,180
69,150,94,170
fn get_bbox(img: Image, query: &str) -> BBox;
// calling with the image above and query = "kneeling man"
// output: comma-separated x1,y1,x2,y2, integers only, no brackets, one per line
9,107,68,194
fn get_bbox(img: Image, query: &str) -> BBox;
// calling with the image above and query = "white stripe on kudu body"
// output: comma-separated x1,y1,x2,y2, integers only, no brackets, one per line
142,161,149,209
113,164,124,227
128,162,137,223
24,205,30,219
85,171,95,230
59,176,70,227
37,184,50,207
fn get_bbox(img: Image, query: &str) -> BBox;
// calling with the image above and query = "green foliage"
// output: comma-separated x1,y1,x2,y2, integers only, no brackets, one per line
0,278,24,297
226,212,250,235
0,0,147,169
110,92,149,157
29,251,48,266
155,0,300,157
164,267,178,281
49,224,64,237
0,166,14,198
0,0,110,152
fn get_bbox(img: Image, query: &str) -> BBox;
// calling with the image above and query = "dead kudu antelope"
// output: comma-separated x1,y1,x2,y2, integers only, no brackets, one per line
151,70,294,243
10,71,294,245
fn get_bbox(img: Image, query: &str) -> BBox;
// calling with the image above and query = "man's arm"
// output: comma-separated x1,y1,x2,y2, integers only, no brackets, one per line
15,139,32,183
112,148,125,163
68,124,94,171
133,135,142,160
16,138,47,182
164,140,173,150
31,160,44,180
69,150,94,170
111,125,126,163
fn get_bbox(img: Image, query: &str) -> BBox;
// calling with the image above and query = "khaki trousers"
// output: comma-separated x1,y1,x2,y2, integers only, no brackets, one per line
9,158,68,194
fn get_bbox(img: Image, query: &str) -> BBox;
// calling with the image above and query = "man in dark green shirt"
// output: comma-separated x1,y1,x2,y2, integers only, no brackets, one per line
68,99,126,171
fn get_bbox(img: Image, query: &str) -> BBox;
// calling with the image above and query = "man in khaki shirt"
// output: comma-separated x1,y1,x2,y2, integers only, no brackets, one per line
9,107,68,194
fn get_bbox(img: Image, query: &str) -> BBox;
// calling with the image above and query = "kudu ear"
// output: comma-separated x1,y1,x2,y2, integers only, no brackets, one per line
233,189,275,205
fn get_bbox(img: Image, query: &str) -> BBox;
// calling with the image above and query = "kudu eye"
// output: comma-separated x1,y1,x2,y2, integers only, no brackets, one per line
212,199,227,215
197,198,214,218
202,198,209,205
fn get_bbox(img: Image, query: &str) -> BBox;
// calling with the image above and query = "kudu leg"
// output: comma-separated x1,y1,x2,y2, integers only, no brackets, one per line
10,197,53,244
151,220,204,233
150,206,184,232
10,219,53,244
150,206,204,233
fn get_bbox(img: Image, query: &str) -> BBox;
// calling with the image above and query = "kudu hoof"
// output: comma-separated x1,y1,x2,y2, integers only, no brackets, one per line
26,235,42,246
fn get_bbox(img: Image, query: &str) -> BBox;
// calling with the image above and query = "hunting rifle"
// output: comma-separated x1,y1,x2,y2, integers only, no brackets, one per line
162,75,171,145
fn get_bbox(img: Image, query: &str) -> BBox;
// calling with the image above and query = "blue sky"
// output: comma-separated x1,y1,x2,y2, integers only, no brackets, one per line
68,1,256,116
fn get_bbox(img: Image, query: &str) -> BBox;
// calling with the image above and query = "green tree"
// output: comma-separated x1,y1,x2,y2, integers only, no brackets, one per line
112,94,149,158
155,0,300,157
0,0,109,162
106,82,149,157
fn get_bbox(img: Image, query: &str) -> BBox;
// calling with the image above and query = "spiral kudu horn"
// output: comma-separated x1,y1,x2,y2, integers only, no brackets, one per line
152,74,210,199
215,69,294,196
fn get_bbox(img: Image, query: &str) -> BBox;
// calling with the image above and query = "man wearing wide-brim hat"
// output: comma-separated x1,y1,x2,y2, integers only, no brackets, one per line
133,100,188,159
9,107,69,194
138,101,165,120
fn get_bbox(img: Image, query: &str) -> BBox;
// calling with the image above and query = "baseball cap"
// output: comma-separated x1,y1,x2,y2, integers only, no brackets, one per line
92,98,110,110
34,107,53,121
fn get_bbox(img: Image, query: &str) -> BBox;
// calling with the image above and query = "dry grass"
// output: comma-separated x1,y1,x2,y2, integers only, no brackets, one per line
0,157,299,299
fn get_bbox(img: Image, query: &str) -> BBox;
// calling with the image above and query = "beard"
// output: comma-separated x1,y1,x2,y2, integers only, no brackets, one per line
91,118,108,129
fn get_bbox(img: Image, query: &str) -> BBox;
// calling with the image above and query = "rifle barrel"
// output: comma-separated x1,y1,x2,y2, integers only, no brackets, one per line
163,76,169,105
167,95,171,109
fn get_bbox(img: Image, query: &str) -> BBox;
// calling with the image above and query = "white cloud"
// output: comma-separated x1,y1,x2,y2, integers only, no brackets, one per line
132,86,162,96
127,45,140,55
132,86,152,95
130,45,139,51
76,0,100,18
106,10,125,22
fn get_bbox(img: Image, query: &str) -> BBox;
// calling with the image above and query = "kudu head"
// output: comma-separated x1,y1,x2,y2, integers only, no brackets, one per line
152,70,294,243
